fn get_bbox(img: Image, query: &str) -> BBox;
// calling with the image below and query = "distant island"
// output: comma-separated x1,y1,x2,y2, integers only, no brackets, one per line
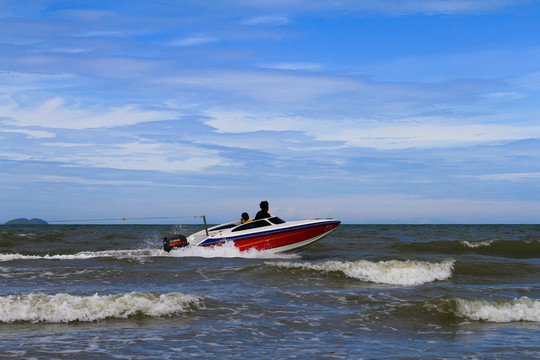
5,218,48,225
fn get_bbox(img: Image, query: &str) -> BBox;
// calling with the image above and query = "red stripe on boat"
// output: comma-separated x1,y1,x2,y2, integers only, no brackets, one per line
234,222,339,251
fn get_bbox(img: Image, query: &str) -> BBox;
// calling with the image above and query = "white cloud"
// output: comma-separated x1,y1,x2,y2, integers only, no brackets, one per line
169,35,219,47
78,142,225,172
51,141,227,172
242,15,289,26
164,70,360,104
0,71,76,93
461,172,540,181
234,0,525,15
1,140,226,172
4,174,229,192
261,63,322,71
0,152,35,161
41,142,94,147
203,108,540,150
0,97,177,129
319,123,540,150
376,0,523,14
76,31,130,38
484,92,525,100
0,127,55,139
203,109,306,134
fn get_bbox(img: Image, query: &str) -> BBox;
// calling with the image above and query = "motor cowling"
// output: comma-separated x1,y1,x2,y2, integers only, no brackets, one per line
163,234,188,252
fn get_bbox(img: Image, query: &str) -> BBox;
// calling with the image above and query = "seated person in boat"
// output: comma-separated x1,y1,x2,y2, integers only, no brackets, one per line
241,212,252,224
254,200,271,220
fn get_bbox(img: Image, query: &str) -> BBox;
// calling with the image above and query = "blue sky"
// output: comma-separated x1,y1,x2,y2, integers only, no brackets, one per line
1,0,540,224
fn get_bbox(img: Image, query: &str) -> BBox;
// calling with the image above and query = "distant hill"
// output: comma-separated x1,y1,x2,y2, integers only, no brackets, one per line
5,218,48,225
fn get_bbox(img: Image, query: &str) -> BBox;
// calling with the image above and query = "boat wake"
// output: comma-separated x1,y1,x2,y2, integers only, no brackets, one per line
266,259,455,286
166,241,299,259
0,249,162,262
0,292,202,323
0,242,299,262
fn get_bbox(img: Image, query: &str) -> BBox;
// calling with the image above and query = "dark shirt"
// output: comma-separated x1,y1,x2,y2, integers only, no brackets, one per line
254,210,271,220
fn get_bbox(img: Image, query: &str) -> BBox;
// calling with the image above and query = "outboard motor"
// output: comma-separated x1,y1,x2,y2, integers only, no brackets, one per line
163,234,188,252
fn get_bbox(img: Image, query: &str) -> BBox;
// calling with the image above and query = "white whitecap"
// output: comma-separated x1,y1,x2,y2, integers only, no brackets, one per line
455,296,540,323
267,259,455,286
461,239,495,248
0,292,202,323
165,241,299,259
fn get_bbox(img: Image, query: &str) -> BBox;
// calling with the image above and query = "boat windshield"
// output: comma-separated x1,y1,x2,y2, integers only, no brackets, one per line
210,222,239,231
232,219,271,232
268,217,285,224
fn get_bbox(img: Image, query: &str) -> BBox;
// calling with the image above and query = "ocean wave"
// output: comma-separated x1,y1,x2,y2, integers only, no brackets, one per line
398,239,540,259
453,296,540,323
267,259,455,286
425,296,540,323
0,292,202,323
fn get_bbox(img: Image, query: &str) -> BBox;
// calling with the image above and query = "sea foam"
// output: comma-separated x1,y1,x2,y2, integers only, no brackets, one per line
0,292,202,323
267,259,455,286
460,239,495,248
454,296,540,323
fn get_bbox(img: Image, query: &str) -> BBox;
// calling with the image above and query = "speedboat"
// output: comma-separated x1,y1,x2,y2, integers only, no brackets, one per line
163,217,340,254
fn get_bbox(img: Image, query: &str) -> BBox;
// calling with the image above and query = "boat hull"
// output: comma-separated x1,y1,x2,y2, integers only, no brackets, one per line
198,219,340,254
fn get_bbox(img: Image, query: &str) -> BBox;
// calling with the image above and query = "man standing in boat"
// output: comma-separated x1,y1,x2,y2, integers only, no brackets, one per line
254,200,271,220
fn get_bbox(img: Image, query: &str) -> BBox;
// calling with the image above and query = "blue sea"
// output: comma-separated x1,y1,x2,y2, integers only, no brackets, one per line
1,224,539,359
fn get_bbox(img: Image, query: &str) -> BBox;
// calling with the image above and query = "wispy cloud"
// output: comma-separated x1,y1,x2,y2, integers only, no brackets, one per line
75,31,132,38
169,35,219,47
367,0,528,15
261,63,322,71
162,69,360,105
1,137,227,173
201,107,540,150
460,172,540,181
1,97,177,129
71,142,225,172
233,0,527,15
242,15,289,26
35,175,228,189
318,123,540,150
0,127,55,139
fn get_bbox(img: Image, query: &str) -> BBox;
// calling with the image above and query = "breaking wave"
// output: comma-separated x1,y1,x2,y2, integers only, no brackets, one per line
426,296,540,323
454,296,540,322
0,292,202,323
267,259,454,286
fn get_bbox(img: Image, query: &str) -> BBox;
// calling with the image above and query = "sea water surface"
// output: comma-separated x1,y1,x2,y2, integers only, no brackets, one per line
1,224,539,359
